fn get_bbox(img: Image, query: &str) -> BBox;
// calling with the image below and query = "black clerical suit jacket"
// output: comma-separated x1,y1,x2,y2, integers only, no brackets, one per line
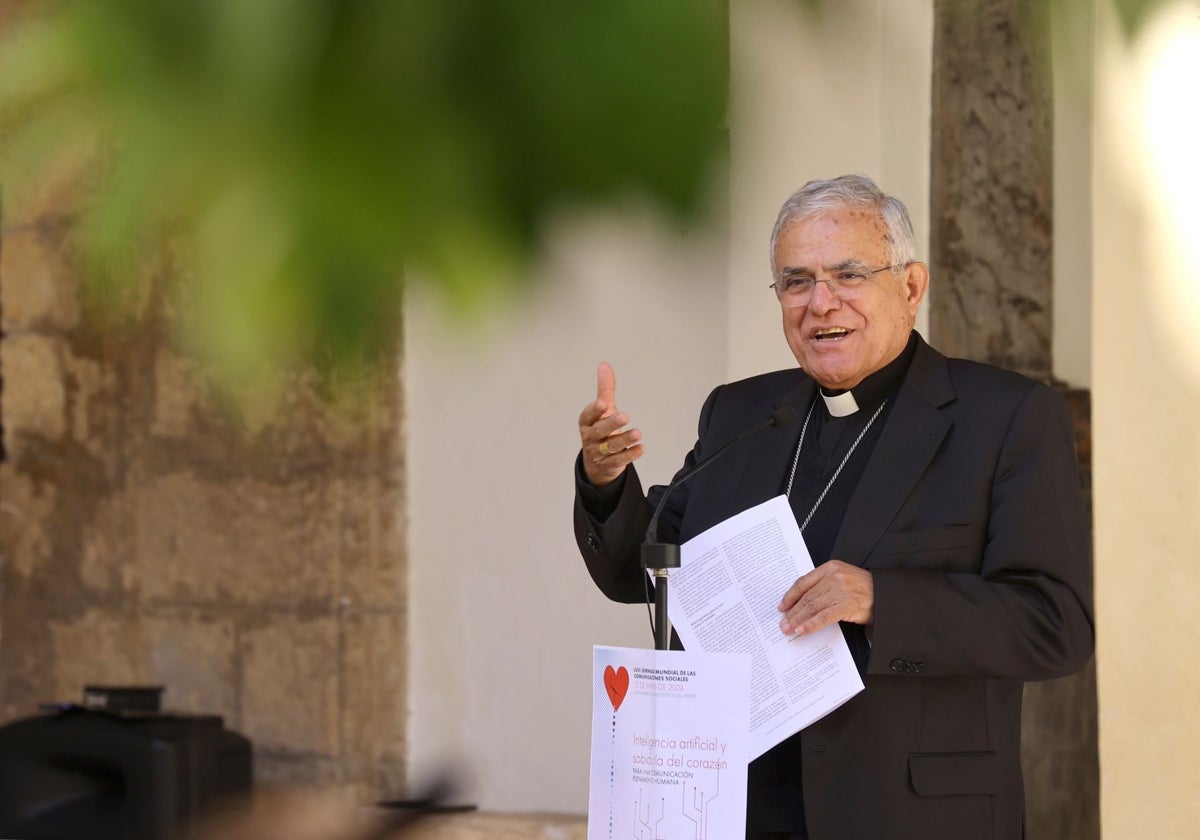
573,335,1094,840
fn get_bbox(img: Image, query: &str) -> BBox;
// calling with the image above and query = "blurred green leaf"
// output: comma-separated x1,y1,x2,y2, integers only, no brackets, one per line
0,0,728,384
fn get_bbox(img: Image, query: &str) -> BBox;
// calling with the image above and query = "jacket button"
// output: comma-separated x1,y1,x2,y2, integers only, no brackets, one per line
586,533,600,552
890,658,924,674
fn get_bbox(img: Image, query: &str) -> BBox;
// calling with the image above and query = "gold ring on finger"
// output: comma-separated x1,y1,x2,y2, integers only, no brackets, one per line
598,439,611,456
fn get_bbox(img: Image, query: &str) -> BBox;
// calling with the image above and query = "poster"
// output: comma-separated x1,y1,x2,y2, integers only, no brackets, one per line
588,645,750,840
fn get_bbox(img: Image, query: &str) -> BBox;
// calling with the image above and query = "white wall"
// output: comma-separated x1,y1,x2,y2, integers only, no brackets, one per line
728,0,933,379
1091,2,1200,836
405,0,933,814
404,205,729,811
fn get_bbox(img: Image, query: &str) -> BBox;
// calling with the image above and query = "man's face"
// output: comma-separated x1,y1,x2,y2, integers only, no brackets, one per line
773,208,928,390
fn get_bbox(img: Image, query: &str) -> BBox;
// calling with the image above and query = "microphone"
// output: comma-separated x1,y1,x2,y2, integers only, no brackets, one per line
640,405,797,650
643,405,797,546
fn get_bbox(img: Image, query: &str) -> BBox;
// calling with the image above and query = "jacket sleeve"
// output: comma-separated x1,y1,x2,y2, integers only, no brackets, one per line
867,383,1094,681
572,385,723,604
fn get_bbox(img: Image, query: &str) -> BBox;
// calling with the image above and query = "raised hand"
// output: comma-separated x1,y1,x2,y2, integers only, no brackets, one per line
578,362,645,487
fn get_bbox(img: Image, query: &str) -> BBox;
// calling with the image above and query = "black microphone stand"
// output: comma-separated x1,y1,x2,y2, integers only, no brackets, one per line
639,407,796,651
640,542,680,652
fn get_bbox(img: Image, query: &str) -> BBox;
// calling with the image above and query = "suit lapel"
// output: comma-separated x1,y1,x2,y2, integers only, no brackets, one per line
832,339,956,566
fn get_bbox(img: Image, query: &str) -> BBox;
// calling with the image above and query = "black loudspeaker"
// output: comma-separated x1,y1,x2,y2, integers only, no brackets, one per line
0,704,252,840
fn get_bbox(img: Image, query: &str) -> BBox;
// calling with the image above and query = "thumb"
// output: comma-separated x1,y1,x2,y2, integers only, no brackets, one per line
596,362,617,415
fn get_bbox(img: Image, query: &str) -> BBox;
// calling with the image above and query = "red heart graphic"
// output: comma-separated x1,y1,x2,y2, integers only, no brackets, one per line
604,665,630,712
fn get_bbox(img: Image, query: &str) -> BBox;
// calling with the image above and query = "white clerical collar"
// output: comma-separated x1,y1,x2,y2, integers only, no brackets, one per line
821,389,860,417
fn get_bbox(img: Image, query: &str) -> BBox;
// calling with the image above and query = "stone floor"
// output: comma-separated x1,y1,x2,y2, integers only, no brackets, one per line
194,794,588,840
400,812,587,839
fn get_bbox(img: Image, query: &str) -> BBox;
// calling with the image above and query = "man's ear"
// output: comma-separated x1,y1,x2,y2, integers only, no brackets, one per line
904,262,930,313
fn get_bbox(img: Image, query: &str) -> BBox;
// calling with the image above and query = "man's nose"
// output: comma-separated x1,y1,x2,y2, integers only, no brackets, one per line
806,279,841,314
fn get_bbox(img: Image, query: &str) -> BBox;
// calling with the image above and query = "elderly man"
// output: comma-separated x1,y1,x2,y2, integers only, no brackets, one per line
573,175,1093,839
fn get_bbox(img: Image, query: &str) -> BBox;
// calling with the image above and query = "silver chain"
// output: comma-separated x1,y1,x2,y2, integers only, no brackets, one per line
784,396,888,533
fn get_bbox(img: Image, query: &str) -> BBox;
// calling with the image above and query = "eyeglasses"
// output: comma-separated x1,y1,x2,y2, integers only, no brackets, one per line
769,263,907,307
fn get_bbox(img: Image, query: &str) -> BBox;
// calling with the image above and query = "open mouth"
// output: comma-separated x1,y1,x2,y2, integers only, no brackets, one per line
812,327,852,342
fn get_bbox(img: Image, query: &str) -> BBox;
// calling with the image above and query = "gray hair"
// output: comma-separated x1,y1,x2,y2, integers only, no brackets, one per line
769,174,917,275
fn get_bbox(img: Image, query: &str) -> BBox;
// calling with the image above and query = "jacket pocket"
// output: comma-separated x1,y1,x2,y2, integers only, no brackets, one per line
873,524,981,570
909,751,999,796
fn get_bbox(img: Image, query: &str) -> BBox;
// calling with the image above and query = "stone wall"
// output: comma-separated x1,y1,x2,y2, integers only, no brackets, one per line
0,179,407,802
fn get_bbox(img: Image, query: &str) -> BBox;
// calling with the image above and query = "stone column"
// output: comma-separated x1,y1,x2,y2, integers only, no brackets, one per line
931,0,1053,378
930,1,1099,838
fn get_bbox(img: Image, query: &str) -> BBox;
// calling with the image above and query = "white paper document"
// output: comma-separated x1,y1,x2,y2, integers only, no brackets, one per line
665,494,864,759
588,645,750,840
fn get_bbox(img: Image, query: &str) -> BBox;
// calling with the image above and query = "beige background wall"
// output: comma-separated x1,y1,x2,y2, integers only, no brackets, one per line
1092,2,1200,836
1053,0,1095,389
403,206,730,811
728,0,934,379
